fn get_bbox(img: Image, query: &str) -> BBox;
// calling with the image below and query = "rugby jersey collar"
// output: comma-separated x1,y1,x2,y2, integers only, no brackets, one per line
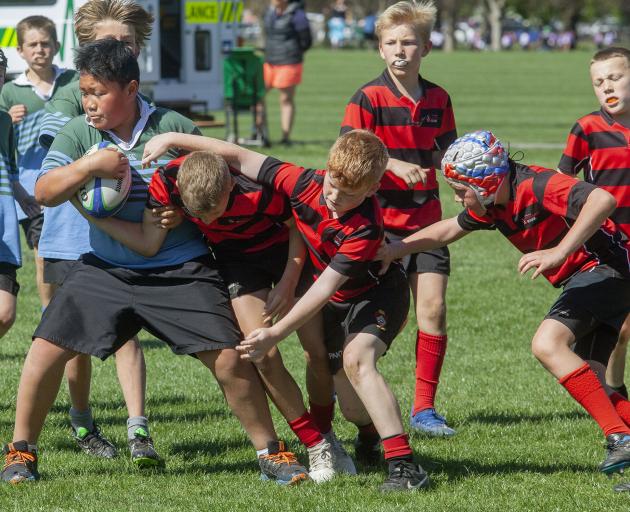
88,96,157,151
600,108,616,126
380,69,426,104
12,65,65,100
599,107,630,132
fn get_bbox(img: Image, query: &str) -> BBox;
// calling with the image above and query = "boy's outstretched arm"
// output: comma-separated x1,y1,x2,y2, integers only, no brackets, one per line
142,133,268,181
518,188,617,279
237,265,348,362
378,216,470,273
263,220,306,324
72,198,179,257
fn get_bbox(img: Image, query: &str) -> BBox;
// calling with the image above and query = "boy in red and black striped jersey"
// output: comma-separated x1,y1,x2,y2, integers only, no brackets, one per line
559,46,630,399
381,131,630,476
144,130,430,492
340,0,457,437
80,150,349,483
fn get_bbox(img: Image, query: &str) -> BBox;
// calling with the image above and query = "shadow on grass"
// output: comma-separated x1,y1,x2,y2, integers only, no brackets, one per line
0,351,26,362
41,407,231,428
170,437,252,457
146,408,231,423
465,410,588,425
424,455,596,486
35,458,260,480
44,392,226,412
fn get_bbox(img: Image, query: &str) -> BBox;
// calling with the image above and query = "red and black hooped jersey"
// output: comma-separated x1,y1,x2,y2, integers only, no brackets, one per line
147,156,290,255
341,70,457,235
457,162,630,287
258,156,384,303
559,109,630,237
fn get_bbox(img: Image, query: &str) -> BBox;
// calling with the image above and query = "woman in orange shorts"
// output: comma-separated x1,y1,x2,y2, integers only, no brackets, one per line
263,0,312,144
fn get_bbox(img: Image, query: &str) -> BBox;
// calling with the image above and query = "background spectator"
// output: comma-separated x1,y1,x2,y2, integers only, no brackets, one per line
263,0,312,145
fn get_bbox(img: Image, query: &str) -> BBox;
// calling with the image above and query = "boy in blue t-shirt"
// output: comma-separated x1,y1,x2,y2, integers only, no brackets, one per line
35,0,156,465
2,38,308,486
0,49,41,339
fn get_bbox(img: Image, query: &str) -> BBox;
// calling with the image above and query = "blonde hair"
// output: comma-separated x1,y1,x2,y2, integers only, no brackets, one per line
327,130,388,189
591,46,630,67
177,151,231,214
375,0,437,43
74,0,153,48
16,15,58,47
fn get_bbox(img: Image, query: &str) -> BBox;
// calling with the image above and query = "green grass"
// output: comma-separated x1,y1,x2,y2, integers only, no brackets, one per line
0,48,627,511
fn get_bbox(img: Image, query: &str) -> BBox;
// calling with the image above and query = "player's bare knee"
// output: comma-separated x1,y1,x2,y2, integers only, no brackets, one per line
530,335,557,364
417,298,447,329
212,348,244,382
0,309,14,337
342,354,371,385
0,315,15,338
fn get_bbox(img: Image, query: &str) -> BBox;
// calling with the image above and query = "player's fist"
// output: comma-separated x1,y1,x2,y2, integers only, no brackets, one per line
86,148,129,180
389,160,427,188
8,104,27,124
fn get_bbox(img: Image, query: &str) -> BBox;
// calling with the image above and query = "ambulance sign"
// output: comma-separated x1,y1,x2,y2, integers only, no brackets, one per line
185,1,243,24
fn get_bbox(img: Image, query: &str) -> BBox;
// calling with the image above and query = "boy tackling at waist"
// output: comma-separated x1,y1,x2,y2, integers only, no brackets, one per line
379,130,630,477
137,129,431,492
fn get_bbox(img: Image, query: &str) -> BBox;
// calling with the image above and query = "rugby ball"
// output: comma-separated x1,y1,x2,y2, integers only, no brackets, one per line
76,141,132,218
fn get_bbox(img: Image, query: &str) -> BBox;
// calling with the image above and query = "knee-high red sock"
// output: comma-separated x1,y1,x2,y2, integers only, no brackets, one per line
414,331,448,414
288,411,323,448
382,433,412,461
309,400,334,435
610,393,630,428
559,363,628,436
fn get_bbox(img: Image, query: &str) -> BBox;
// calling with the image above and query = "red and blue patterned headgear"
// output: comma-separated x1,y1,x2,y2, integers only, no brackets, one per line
441,130,509,205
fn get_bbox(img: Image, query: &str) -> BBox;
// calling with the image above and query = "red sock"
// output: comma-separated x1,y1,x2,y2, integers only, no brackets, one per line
309,400,334,435
559,364,628,437
610,393,630,427
288,411,323,448
414,331,448,414
382,433,412,461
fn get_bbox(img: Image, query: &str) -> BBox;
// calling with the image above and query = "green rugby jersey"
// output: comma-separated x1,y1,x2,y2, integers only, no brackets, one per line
38,70,81,149
0,67,78,219
40,97,207,268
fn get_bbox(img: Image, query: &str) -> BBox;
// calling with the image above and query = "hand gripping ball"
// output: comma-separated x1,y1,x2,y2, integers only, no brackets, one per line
76,141,132,218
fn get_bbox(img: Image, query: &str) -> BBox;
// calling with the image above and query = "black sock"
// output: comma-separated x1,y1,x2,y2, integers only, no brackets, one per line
611,384,629,399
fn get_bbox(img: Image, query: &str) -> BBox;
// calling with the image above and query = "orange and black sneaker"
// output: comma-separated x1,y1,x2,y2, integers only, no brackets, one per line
258,440,309,485
2,441,39,484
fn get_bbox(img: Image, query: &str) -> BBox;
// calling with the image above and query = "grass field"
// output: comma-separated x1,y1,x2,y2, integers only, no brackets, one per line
0,48,626,511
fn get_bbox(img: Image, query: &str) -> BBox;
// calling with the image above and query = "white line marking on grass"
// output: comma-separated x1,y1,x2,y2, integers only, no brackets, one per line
509,142,565,149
